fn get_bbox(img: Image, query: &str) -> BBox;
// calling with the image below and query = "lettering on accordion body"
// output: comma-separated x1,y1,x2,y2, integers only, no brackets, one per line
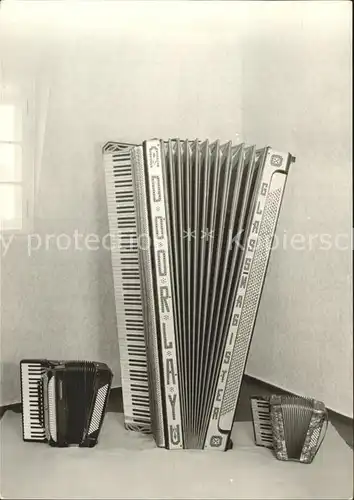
260,182,268,196
244,257,252,272
145,140,183,449
240,275,247,290
155,217,164,239
160,286,170,313
162,323,172,349
151,176,162,202
205,150,289,449
252,220,260,234
168,393,177,419
149,146,159,169
169,424,181,446
166,358,176,385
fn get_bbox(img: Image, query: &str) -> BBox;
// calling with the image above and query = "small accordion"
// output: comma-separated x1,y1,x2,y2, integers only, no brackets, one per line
251,395,328,463
20,359,113,447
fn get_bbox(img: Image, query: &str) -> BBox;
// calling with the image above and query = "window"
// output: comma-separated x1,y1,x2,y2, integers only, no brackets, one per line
0,89,34,233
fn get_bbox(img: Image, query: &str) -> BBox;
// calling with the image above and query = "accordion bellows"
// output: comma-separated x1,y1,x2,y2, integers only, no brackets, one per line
104,138,295,450
251,395,328,463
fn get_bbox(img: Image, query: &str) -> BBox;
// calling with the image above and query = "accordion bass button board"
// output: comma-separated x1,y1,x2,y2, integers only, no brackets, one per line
103,138,295,450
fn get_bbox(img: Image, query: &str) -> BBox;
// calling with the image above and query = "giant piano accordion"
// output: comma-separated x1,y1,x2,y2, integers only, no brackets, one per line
20,359,112,447
103,138,295,450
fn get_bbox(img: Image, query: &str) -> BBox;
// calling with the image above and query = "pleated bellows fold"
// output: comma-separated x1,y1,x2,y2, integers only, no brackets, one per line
159,140,265,448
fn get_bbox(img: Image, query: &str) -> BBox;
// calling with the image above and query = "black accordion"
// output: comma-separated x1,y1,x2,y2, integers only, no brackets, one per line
251,395,328,463
20,359,112,447
104,138,295,450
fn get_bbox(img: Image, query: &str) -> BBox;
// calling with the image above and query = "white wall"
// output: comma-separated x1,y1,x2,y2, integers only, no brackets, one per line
0,1,244,405
0,1,352,416
242,2,353,417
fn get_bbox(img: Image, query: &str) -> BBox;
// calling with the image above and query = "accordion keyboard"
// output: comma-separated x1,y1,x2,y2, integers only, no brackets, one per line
250,396,273,448
20,360,47,441
103,143,151,431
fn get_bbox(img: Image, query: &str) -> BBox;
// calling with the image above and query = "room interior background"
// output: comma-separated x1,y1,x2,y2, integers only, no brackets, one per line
0,1,352,418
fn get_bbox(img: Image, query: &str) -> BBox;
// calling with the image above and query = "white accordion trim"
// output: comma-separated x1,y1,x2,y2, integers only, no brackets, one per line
88,384,109,435
48,377,57,442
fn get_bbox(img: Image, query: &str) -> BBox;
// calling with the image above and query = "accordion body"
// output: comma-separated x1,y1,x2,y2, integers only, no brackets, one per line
104,138,295,450
20,359,112,447
251,395,328,463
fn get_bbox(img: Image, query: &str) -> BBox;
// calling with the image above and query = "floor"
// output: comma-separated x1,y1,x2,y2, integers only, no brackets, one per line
105,375,353,449
1,375,352,499
1,374,352,448
1,387,353,499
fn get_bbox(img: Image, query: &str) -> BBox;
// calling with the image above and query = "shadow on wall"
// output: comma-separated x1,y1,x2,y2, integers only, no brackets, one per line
0,361,21,407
